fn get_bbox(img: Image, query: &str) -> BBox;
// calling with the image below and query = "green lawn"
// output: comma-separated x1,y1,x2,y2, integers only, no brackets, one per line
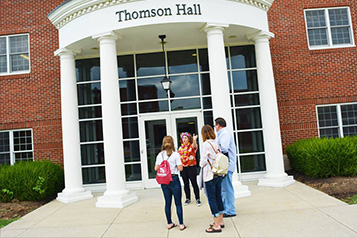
342,195,357,205
0,218,18,229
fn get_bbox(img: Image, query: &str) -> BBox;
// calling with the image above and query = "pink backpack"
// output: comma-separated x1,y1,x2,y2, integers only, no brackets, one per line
156,153,172,185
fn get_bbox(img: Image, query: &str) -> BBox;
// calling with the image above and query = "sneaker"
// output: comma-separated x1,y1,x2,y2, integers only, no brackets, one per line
196,199,201,207
184,199,191,206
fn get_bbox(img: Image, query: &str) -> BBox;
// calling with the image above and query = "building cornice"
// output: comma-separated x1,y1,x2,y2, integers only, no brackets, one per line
48,0,274,29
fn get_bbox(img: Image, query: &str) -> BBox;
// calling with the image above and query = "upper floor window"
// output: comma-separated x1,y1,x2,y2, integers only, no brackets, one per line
0,129,33,165
317,103,357,138
305,7,354,49
0,34,30,75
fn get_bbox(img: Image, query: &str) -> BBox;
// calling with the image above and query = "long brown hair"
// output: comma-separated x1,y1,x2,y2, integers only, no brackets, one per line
161,135,175,156
201,125,216,142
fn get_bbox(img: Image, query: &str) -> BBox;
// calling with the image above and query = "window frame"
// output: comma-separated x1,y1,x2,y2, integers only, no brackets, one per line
0,33,31,76
316,102,357,138
0,128,34,165
304,7,355,50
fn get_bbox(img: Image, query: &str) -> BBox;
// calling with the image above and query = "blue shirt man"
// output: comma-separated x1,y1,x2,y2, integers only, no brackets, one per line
215,117,236,217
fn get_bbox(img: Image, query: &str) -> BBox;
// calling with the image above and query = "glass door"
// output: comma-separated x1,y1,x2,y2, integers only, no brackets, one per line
139,112,203,188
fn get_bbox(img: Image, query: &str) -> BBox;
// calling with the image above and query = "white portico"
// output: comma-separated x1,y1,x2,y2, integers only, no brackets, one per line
49,0,294,207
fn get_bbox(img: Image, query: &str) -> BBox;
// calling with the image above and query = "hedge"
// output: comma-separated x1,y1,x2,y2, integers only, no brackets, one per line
0,160,64,202
286,136,357,178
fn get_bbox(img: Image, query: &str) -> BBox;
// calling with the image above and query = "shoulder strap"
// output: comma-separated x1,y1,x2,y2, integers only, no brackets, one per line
161,151,170,161
207,141,218,154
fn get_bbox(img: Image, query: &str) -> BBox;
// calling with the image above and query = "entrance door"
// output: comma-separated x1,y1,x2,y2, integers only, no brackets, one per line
139,112,203,188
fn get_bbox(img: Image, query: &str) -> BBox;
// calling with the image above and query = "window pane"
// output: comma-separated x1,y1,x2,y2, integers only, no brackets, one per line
0,132,10,153
13,130,32,151
171,98,201,111
308,28,328,46
320,128,339,138
232,70,258,93
119,79,136,102
234,93,260,107
199,49,209,72
10,54,29,71
136,52,165,77
81,143,104,165
79,120,103,142
139,101,169,113
341,104,357,125
82,166,106,184
121,103,137,116
0,153,10,165
317,106,338,127
239,154,266,173
9,35,28,53
137,77,168,100
204,111,214,127
124,141,140,162
331,27,351,45
0,37,6,54
306,10,326,28
329,8,349,26
170,74,199,97
238,131,264,153
201,73,211,95
0,55,7,73
230,45,256,69
76,58,100,82
79,106,102,119
77,83,101,105
118,55,134,78
168,50,198,74
14,152,33,162
122,117,139,139
343,126,357,136
202,97,212,109
236,108,262,130
125,164,142,181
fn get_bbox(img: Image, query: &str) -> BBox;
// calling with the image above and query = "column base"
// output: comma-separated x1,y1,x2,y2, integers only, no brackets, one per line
96,191,138,208
258,175,295,187
233,180,251,198
57,190,93,203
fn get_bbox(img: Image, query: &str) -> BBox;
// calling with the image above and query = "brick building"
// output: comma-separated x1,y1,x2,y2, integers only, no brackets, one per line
0,0,356,207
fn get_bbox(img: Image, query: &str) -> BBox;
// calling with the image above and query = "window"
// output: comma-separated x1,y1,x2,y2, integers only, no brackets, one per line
0,34,30,75
0,129,33,165
305,7,354,49
317,103,357,138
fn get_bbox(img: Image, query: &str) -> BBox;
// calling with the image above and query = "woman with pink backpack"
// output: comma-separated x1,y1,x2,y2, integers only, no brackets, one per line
155,135,187,231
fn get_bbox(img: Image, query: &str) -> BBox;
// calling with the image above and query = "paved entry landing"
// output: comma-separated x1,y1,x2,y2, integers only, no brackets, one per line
1,182,357,238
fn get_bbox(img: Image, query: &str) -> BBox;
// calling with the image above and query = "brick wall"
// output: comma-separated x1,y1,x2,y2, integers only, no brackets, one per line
268,0,357,150
0,0,66,164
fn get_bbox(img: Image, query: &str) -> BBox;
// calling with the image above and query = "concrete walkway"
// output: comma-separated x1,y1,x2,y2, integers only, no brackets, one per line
1,181,357,238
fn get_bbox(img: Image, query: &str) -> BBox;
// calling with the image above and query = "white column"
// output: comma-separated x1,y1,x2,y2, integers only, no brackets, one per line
93,32,138,208
55,48,93,203
205,23,251,198
248,31,295,187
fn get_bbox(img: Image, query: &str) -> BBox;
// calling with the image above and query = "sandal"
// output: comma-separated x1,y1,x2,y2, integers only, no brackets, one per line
206,226,222,233
210,223,225,228
180,225,187,231
168,223,177,230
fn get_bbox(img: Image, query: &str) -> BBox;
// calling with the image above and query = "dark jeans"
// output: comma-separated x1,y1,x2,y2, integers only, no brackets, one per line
180,165,200,200
205,176,224,217
161,175,183,225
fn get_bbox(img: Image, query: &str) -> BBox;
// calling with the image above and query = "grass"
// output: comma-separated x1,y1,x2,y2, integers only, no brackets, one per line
342,195,357,205
0,218,18,228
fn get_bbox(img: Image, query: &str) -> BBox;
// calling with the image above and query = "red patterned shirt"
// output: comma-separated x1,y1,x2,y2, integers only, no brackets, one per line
178,143,197,167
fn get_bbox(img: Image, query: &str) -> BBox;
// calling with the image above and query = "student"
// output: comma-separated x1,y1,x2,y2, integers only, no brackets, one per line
155,135,187,231
178,132,201,206
214,117,237,217
200,125,224,233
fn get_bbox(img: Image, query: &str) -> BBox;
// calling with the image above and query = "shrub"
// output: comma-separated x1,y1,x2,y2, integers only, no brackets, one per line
286,136,357,178
0,160,64,202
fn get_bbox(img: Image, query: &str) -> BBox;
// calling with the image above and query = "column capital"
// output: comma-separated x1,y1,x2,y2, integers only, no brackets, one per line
247,31,274,42
203,23,229,33
92,31,122,42
54,48,81,57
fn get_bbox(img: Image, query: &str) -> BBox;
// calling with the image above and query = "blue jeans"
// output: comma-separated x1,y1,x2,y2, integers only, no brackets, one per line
205,176,224,217
221,171,236,215
161,176,183,225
